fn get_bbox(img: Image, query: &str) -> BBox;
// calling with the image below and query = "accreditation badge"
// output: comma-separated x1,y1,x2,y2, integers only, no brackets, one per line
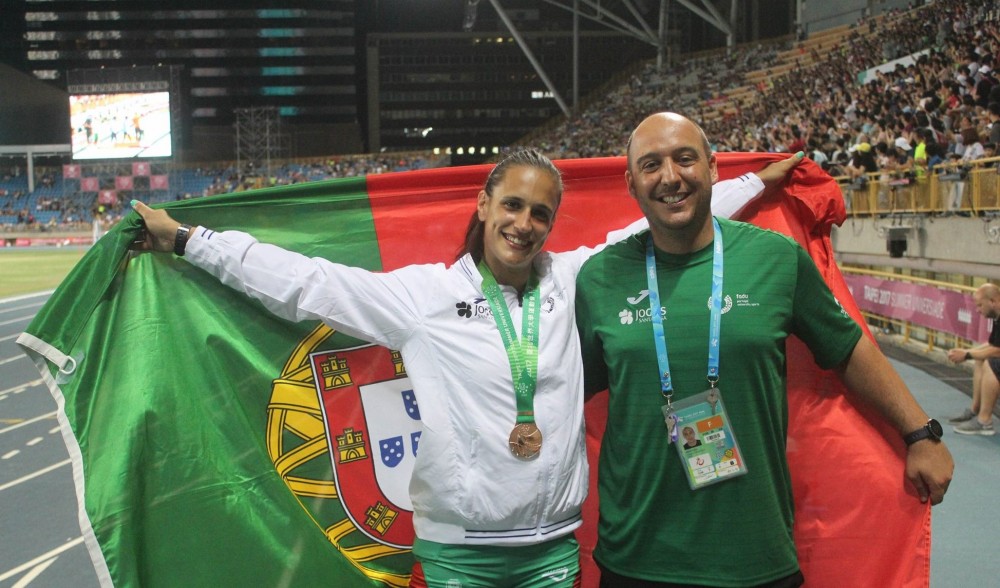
671,388,748,490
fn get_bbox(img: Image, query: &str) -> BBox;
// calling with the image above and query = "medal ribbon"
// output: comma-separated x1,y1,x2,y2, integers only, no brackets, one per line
477,261,540,424
645,217,724,400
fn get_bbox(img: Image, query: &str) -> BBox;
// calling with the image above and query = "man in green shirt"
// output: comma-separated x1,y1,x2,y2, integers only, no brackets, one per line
575,112,954,587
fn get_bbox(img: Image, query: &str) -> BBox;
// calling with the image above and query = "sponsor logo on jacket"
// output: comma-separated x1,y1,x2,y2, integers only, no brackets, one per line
455,295,558,319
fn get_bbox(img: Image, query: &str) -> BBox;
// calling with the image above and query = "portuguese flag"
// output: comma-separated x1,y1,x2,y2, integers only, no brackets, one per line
18,154,930,587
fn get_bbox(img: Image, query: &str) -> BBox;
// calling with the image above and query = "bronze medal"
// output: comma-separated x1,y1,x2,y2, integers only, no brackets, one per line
508,422,543,460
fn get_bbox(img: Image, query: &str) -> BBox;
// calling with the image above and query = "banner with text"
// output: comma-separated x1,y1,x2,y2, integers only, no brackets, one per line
844,274,991,341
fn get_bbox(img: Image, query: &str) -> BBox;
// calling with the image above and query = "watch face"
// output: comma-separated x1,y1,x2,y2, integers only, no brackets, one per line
928,419,943,438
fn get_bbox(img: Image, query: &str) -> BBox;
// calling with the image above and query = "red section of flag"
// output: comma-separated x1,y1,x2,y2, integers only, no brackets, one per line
63,164,81,179
367,154,927,587
133,162,151,176
115,176,134,190
365,157,638,272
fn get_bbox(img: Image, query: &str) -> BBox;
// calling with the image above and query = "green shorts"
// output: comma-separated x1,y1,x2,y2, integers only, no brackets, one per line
412,535,580,588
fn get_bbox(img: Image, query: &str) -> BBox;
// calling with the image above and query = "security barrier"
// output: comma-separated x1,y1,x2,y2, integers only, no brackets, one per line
838,156,1000,216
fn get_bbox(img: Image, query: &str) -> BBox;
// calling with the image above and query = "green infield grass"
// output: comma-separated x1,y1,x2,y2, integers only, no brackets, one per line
0,248,88,299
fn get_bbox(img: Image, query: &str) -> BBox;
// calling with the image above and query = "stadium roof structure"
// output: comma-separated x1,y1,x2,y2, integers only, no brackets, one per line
475,0,746,116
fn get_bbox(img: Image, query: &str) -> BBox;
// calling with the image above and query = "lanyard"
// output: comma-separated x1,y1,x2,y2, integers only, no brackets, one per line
645,217,724,402
477,261,541,424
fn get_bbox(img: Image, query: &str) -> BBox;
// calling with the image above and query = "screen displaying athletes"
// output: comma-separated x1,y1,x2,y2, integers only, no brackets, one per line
70,91,172,160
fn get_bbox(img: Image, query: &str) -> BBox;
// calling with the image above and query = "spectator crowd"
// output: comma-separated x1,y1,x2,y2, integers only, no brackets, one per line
534,0,998,186
3,0,998,233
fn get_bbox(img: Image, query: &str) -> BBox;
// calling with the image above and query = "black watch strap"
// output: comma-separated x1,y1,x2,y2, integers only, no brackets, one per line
174,224,192,256
903,419,943,446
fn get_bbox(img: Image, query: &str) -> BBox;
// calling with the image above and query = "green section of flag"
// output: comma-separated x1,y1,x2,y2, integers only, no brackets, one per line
23,177,412,587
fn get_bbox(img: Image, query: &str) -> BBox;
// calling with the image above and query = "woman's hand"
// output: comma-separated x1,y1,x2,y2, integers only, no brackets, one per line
756,151,805,189
130,200,186,253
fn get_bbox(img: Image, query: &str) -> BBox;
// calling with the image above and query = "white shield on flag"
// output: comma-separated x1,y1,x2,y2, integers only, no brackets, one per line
360,380,422,510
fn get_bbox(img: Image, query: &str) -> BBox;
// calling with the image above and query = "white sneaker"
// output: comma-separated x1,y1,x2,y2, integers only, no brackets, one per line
953,418,996,436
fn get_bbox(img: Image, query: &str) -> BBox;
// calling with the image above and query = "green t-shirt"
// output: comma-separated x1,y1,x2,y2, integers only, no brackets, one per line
575,218,862,586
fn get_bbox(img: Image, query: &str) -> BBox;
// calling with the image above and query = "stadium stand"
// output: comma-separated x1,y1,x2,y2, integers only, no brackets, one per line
0,152,444,233
2,0,998,231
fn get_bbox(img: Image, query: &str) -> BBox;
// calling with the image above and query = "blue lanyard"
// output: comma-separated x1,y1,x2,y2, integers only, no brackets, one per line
645,217,724,401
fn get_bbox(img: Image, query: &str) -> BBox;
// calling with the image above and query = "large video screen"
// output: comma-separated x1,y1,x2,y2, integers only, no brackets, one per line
70,92,172,160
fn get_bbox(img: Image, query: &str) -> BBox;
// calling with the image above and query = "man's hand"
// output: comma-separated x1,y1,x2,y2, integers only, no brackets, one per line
906,439,954,505
946,348,969,363
837,335,955,506
130,200,185,253
756,151,806,190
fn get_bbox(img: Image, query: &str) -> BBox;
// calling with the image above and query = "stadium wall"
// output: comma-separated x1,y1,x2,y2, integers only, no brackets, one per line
832,218,1000,281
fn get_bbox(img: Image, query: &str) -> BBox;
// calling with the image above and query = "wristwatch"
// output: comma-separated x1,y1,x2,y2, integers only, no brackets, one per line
903,419,943,446
174,224,192,256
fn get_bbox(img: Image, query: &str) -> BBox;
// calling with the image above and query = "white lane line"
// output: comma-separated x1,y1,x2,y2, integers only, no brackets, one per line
0,411,57,435
0,314,33,327
0,537,83,583
0,459,71,493
0,300,45,314
0,354,27,366
0,332,23,343
2,450,20,459
11,556,56,588
0,378,43,396
26,437,43,446
0,290,53,305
